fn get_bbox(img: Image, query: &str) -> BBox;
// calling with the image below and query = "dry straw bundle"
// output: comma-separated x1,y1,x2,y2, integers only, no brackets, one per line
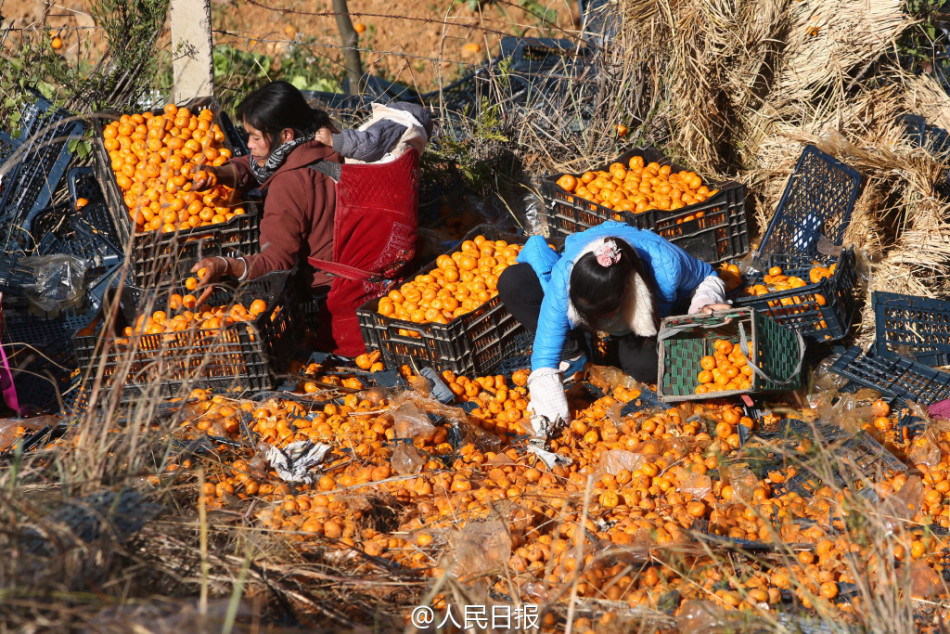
615,0,949,337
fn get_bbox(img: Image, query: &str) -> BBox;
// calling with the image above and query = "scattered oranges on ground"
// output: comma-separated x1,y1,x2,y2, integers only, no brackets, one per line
555,156,717,214
101,104,246,234
85,352,948,630
377,235,521,331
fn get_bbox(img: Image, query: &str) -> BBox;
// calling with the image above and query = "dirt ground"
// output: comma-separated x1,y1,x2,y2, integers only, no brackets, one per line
1,0,581,91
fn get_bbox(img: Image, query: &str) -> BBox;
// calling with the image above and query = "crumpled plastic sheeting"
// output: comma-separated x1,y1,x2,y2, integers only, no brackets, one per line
264,440,332,484
22,254,88,313
446,518,511,578
526,441,573,469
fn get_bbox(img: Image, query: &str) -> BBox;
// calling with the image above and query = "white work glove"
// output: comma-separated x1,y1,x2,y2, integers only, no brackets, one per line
688,275,729,314
527,368,570,441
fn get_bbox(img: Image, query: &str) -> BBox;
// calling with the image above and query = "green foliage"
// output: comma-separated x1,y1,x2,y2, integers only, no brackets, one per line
281,40,343,93
899,0,950,73
424,98,511,195
67,138,93,160
518,0,559,28
213,41,343,111
86,0,170,109
0,0,169,133
0,31,77,134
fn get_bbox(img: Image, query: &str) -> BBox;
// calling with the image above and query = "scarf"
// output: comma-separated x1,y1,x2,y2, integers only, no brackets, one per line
248,132,314,183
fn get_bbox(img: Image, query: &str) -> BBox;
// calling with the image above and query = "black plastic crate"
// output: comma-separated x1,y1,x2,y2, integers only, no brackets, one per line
36,214,123,279
732,248,857,341
780,431,906,502
540,146,749,264
3,309,83,366
872,291,950,366
756,145,861,259
290,350,406,392
66,166,122,246
0,251,36,296
0,94,86,253
356,227,527,376
830,346,950,407
498,36,592,79
89,96,261,288
578,0,617,42
218,110,249,158
72,270,299,402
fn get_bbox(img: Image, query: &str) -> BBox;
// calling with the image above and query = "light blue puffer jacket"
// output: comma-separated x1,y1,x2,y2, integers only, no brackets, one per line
517,221,714,371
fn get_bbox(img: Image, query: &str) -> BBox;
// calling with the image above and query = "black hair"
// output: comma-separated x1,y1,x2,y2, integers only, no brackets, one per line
236,80,331,146
569,239,654,325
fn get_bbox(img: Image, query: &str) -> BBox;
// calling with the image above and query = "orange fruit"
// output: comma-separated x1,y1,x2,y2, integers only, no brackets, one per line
249,299,268,316
556,174,577,192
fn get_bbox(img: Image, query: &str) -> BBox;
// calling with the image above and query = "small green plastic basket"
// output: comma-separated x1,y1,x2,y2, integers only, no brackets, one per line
657,307,804,402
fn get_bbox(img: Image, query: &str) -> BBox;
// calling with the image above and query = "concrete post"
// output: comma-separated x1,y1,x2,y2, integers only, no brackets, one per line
170,0,214,102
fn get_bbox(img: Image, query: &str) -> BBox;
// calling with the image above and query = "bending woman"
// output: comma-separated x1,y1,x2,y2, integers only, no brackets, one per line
498,221,729,435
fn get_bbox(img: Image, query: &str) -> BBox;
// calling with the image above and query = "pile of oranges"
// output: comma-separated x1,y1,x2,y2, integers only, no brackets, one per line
743,264,833,299
376,235,521,330
555,156,717,214
694,338,754,394
101,103,246,234
118,295,269,344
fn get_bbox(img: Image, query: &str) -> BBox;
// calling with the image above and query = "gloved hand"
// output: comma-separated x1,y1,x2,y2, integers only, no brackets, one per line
527,368,570,440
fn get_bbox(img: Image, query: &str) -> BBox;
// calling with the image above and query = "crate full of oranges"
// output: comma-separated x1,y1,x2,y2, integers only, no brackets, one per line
91,96,260,288
657,307,804,402
72,270,299,402
356,226,527,376
729,249,857,342
539,146,748,265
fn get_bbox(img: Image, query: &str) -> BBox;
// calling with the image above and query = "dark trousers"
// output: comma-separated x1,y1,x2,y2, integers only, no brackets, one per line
498,263,659,383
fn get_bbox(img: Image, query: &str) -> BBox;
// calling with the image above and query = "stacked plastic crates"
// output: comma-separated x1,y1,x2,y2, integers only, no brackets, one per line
0,94,121,415
733,145,862,342
830,292,950,409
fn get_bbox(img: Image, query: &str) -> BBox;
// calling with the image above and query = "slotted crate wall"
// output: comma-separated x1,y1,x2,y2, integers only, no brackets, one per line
0,94,86,254
830,346,950,407
733,249,857,341
72,271,299,402
357,227,527,376
657,307,803,402
756,145,861,259
873,291,950,366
